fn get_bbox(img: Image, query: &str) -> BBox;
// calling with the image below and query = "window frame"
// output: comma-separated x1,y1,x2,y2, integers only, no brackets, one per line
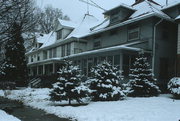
128,27,140,41
57,29,63,40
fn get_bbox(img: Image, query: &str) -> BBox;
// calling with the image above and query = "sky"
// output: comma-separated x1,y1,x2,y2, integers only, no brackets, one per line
36,0,178,22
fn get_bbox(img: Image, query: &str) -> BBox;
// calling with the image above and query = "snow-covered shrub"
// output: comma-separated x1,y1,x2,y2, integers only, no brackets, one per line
127,54,160,97
88,61,125,101
50,61,91,105
168,77,180,99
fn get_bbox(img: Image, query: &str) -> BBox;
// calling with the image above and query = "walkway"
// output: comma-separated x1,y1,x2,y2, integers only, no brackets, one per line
0,97,71,121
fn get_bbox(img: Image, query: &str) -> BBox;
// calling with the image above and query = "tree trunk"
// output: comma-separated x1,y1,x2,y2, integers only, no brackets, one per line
68,98,71,105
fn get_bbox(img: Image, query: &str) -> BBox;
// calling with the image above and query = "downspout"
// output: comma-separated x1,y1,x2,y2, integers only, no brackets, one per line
152,18,163,74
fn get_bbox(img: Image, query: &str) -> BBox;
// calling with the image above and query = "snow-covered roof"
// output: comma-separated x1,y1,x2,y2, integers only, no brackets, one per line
66,14,100,39
103,3,136,15
82,0,172,37
90,19,110,31
130,0,170,19
161,1,180,10
58,19,77,28
175,15,180,20
40,32,56,48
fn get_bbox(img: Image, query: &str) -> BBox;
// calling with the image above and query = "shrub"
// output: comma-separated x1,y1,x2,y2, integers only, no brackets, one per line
127,54,160,97
88,61,125,101
50,61,91,105
168,77,180,99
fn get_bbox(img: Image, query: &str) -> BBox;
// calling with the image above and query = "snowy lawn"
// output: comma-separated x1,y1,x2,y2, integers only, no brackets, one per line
0,88,180,121
0,109,21,121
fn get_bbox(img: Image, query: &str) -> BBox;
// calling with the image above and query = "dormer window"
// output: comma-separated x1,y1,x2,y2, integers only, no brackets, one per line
57,29,63,40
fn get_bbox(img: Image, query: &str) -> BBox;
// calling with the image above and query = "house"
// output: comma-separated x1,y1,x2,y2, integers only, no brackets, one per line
26,0,180,89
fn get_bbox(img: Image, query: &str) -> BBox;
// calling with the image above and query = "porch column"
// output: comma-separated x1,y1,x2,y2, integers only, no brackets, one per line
43,64,45,75
53,63,55,74
120,53,123,71
37,65,39,76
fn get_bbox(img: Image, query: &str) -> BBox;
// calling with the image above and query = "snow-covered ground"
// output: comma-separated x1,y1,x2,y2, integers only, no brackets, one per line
0,88,180,121
0,109,21,121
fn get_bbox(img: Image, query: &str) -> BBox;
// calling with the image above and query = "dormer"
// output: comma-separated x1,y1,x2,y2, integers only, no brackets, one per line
161,2,180,19
55,19,77,41
103,4,136,25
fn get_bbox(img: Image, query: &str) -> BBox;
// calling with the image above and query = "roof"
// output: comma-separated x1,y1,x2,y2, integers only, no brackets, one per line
65,14,99,39
103,3,136,15
176,15,180,20
130,0,169,19
58,19,77,28
40,32,56,48
161,1,180,10
81,0,171,38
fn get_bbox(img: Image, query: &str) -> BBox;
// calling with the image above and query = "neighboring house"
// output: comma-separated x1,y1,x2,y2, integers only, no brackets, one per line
26,0,180,89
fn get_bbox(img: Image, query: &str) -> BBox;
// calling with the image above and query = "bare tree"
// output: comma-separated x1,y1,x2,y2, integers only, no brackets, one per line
0,0,38,43
36,5,70,34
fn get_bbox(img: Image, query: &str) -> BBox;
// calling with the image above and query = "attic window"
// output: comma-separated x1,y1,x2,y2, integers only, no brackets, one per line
128,27,140,41
57,29,63,40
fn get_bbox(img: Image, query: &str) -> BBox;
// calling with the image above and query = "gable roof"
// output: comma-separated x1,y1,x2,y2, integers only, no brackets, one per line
103,3,136,15
132,0,161,6
58,19,77,29
130,0,170,19
161,1,180,10
65,14,99,39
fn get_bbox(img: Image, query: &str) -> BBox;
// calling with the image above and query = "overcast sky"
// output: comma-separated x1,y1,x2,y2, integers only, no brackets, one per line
36,0,178,21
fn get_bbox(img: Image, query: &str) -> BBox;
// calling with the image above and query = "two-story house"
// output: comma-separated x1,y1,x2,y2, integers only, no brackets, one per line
26,0,180,89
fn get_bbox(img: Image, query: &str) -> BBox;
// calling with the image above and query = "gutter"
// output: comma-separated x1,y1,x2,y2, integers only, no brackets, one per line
152,18,163,74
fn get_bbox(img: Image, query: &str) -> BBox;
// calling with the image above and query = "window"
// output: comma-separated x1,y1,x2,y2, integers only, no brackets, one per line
53,48,57,57
57,29,62,40
49,49,53,58
114,55,120,65
43,51,47,59
128,27,140,41
111,10,119,23
93,41,101,49
37,54,40,61
31,56,33,62
61,45,65,57
67,43,71,56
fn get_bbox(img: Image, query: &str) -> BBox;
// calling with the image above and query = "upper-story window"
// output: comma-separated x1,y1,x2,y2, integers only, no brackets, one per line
61,45,65,57
49,49,53,58
53,48,57,58
57,29,63,40
128,27,140,41
93,41,101,49
67,43,71,56
31,56,33,62
43,51,47,59
111,10,119,23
